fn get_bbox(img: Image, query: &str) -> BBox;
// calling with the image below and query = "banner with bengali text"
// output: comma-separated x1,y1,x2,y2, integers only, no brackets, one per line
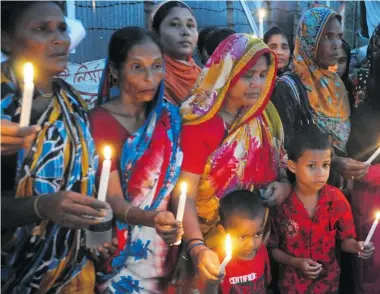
59,59,106,109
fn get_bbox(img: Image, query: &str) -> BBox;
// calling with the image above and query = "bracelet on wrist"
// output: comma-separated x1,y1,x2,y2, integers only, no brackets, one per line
34,195,44,220
187,242,206,255
185,238,205,251
124,205,132,223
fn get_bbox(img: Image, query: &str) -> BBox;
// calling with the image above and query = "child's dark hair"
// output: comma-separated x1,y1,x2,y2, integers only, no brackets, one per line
204,28,236,57
340,39,351,83
288,124,332,162
197,26,217,53
219,189,266,226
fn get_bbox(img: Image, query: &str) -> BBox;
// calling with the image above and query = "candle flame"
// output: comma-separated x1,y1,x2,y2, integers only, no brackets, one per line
225,233,232,258
180,182,188,195
376,212,380,220
23,62,34,84
103,146,112,160
259,8,266,19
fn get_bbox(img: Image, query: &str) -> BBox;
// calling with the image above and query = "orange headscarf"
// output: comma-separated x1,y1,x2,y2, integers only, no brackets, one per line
163,54,201,105
149,0,201,105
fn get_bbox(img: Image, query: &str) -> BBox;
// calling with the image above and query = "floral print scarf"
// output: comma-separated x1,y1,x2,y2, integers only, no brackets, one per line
293,7,350,153
181,34,285,237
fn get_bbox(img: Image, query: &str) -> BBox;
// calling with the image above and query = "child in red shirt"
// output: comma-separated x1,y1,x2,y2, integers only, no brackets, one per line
269,125,375,294
205,189,271,294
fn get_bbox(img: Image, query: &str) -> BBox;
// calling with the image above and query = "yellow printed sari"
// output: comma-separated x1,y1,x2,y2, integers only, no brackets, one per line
181,34,286,239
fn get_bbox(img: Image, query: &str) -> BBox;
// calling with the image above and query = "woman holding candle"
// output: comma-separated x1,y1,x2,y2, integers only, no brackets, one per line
90,27,183,293
271,7,369,186
1,1,108,293
170,33,291,284
346,24,380,294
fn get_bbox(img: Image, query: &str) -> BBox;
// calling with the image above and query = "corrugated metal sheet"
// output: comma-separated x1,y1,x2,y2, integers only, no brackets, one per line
71,1,145,63
233,0,257,34
69,0,348,64
185,1,228,29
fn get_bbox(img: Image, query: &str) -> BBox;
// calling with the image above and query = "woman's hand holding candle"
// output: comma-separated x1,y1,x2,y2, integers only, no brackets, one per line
356,241,375,260
0,119,40,155
153,211,183,245
333,157,369,180
366,144,380,165
191,246,221,283
37,191,108,229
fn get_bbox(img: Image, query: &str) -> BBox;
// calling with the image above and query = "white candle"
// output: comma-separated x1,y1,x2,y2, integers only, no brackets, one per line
218,233,232,275
19,62,34,127
258,9,266,39
366,146,380,164
98,146,112,202
364,212,380,246
173,182,187,245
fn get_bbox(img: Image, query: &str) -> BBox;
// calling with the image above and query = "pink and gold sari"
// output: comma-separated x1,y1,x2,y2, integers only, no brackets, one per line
181,34,286,242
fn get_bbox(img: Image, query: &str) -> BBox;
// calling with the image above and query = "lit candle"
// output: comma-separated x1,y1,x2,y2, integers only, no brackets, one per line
258,9,266,39
366,145,380,165
98,146,112,202
219,233,232,275
173,182,187,245
19,62,34,127
364,212,380,246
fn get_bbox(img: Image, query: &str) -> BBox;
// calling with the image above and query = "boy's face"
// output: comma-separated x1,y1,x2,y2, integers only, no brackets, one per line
225,214,265,261
288,149,332,193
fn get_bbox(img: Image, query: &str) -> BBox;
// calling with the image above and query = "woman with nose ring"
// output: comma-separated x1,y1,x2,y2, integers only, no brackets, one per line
150,0,201,105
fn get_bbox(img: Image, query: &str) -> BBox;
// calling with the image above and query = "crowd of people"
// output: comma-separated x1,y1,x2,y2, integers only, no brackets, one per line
1,1,379,294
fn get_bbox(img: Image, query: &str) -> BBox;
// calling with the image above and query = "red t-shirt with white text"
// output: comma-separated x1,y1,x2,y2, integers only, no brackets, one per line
220,244,271,294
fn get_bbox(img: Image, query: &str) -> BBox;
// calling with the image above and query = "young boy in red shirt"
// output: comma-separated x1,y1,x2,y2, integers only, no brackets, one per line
269,125,375,294
206,189,271,294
